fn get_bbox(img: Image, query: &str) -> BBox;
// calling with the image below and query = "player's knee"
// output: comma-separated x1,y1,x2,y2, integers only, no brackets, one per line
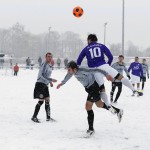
96,101,103,108
85,103,92,111
38,101,44,106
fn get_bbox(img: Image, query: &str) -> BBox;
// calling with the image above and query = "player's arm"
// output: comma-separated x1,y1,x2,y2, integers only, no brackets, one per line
128,63,132,73
103,45,113,65
41,63,57,83
57,73,73,89
77,48,86,66
124,64,130,79
146,65,149,79
140,64,144,78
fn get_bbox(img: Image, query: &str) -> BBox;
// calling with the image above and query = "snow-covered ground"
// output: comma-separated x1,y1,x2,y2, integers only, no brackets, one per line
0,68,150,150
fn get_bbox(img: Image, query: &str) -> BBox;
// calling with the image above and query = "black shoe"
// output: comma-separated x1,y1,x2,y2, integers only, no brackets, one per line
31,117,40,123
137,91,143,96
86,129,95,136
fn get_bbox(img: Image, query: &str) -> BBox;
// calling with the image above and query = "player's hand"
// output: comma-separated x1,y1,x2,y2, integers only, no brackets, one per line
106,75,113,81
52,79,57,83
57,83,63,89
50,82,53,87
127,75,131,80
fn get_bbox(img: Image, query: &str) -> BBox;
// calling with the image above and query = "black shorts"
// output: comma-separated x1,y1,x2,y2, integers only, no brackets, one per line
112,82,122,87
85,81,102,103
34,82,49,99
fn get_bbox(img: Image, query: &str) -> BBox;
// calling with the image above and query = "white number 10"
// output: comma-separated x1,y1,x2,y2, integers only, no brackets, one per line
89,47,101,59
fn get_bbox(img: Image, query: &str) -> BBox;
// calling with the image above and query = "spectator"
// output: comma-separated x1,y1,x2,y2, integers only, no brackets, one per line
10,56,13,68
26,57,31,69
38,56,42,67
64,58,68,69
51,58,54,70
14,63,19,76
57,57,61,69
31,59,34,70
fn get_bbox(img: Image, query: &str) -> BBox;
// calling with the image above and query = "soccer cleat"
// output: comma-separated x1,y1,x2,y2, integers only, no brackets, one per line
86,130,95,137
31,117,40,123
137,91,143,96
46,118,56,122
133,90,143,96
117,109,123,123
108,106,117,115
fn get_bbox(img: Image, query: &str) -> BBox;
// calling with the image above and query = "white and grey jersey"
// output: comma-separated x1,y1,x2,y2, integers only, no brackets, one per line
142,63,149,77
61,67,108,88
37,62,53,85
112,62,129,82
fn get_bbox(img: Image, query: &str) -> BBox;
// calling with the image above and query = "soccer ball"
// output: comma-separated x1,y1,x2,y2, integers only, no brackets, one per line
73,6,84,18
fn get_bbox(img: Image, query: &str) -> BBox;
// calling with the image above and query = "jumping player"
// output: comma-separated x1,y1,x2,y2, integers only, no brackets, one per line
128,57,143,96
57,61,123,136
31,52,57,123
110,55,130,103
141,58,149,90
77,34,142,96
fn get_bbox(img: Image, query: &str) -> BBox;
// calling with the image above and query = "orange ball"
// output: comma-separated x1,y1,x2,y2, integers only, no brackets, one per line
73,6,84,18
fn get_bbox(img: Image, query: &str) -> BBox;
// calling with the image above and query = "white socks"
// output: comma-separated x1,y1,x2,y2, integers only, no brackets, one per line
101,92,111,107
121,77,135,91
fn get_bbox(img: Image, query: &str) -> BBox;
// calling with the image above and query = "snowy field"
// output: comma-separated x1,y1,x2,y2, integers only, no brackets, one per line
0,68,150,150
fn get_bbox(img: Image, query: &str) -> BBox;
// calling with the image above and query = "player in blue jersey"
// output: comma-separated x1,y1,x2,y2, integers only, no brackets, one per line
77,34,142,96
128,57,144,95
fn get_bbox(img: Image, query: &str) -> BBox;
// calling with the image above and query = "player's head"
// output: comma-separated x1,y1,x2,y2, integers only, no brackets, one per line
67,61,78,74
118,55,124,63
142,58,146,64
45,52,53,63
135,56,139,62
87,34,98,44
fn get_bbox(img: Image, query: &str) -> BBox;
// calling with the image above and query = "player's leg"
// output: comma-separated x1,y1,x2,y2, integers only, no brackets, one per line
97,64,136,92
32,99,44,122
85,101,94,131
141,77,146,90
45,97,51,121
114,83,122,103
110,82,117,103
95,100,123,122
137,83,140,91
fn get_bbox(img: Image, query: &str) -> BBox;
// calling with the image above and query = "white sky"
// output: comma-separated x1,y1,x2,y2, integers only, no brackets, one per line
0,0,150,49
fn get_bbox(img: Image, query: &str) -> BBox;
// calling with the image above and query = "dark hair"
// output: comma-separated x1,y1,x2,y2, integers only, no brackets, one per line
119,55,124,59
67,61,78,69
46,52,52,57
143,58,146,61
87,34,98,42
135,56,139,59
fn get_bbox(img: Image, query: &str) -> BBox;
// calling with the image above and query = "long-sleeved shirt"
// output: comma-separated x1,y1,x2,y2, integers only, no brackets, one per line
128,62,143,77
142,63,149,78
77,42,113,68
112,62,129,82
37,61,53,85
61,67,108,88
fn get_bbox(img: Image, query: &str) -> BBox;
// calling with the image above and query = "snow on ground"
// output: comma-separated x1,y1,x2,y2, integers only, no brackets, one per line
0,68,150,150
